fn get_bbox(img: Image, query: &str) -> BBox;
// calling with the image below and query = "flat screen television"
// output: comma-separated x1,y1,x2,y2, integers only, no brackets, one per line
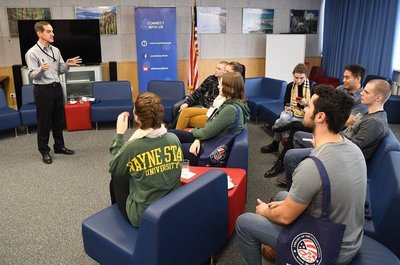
18,19,102,66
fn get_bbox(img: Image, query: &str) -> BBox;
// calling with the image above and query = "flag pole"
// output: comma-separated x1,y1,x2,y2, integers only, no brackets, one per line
188,0,199,93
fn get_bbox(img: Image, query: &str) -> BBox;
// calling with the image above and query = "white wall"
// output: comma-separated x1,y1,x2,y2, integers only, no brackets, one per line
0,0,321,66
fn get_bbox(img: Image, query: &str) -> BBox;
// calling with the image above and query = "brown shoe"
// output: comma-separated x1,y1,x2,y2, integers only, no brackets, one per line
262,245,276,263
276,176,287,186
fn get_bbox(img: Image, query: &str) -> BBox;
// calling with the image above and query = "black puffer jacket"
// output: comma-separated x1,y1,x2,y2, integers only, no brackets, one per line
185,75,219,108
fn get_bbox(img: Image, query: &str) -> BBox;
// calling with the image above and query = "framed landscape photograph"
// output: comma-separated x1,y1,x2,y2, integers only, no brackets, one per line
75,6,117,34
197,7,227,34
242,8,274,34
7,8,51,37
290,10,319,34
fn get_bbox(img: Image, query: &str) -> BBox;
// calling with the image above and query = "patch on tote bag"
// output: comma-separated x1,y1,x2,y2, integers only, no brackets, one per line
291,233,322,265
210,145,228,164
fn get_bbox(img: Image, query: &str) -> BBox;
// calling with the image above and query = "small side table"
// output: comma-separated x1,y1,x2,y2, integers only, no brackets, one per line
181,166,247,237
64,102,92,131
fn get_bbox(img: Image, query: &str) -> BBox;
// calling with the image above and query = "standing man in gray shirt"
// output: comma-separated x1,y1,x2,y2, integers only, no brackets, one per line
25,21,82,164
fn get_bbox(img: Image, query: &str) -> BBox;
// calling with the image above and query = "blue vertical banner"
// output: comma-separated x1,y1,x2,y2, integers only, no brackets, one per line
135,7,178,93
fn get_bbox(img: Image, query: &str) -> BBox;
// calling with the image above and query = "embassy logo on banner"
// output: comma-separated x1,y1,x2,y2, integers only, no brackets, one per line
135,7,178,92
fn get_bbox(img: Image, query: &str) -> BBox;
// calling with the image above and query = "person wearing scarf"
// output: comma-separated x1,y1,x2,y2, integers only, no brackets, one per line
109,92,183,227
261,64,311,177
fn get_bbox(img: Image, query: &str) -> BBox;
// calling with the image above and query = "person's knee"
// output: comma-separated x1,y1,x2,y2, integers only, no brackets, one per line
284,149,297,167
236,213,256,234
276,191,289,201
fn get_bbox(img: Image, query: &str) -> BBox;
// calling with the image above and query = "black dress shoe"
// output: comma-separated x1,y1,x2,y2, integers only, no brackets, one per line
272,121,298,133
260,140,279,153
54,147,75,155
264,160,284,178
42,154,53,164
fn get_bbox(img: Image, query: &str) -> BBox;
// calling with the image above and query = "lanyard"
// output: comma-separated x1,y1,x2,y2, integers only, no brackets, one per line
36,43,56,62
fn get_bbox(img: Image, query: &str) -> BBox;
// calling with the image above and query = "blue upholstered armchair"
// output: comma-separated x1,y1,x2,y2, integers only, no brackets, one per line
19,84,37,134
147,80,185,123
245,77,287,122
0,89,21,136
91,81,133,130
82,170,228,265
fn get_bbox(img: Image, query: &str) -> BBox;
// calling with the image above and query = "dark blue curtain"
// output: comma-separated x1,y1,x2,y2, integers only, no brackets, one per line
322,0,399,80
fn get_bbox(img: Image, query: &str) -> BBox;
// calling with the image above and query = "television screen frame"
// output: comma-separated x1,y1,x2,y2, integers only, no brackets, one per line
18,19,102,66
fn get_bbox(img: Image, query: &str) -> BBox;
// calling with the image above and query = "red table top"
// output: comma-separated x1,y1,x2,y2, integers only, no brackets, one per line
180,166,246,195
65,101,90,109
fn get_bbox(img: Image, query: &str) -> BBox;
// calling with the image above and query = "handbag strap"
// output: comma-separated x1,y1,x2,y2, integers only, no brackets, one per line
307,156,331,222
229,104,241,134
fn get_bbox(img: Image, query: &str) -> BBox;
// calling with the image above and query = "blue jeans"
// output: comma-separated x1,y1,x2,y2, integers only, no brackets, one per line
273,112,303,141
235,192,288,265
293,131,314,148
284,148,313,188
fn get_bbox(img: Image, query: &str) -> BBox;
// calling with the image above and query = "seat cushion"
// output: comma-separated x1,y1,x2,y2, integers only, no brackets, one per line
20,104,37,126
0,108,21,130
257,101,283,126
349,235,400,265
82,204,139,265
247,97,281,117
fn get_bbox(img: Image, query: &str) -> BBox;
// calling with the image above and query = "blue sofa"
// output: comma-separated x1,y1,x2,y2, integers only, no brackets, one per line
349,235,400,265
91,81,133,129
82,170,228,265
366,130,400,182
245,77,287,121
364,150,400,257
19,84,36,134
0,89,21,136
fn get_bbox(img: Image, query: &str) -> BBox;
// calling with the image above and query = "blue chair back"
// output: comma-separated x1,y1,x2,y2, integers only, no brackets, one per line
0,89,7,108
363,75,391,88
244,78,263,97
367,130,400,181
93,81,132,101
261,77,287,99
21,85,35,105
147,80,185,100
226,125,248,171
365,151,400,257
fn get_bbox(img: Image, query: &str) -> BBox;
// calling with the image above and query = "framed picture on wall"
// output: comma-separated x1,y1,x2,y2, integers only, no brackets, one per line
7,8,51,37
75,6,117,34
242,8,274,34
290,10,319,34
197,7,227,33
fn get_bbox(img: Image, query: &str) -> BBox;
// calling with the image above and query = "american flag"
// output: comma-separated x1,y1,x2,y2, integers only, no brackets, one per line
297,238,318,263
188,0,199,91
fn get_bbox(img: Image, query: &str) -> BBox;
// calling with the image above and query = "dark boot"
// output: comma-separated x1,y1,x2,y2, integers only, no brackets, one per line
260,140,279,153
272,121,302,133
264,159,284,178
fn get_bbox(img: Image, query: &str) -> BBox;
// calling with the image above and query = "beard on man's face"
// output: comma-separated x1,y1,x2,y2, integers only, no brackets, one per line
302,114,316,130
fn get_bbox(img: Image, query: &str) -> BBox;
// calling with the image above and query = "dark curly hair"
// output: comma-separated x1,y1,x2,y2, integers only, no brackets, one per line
312,85,354,133
134,92,164,129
